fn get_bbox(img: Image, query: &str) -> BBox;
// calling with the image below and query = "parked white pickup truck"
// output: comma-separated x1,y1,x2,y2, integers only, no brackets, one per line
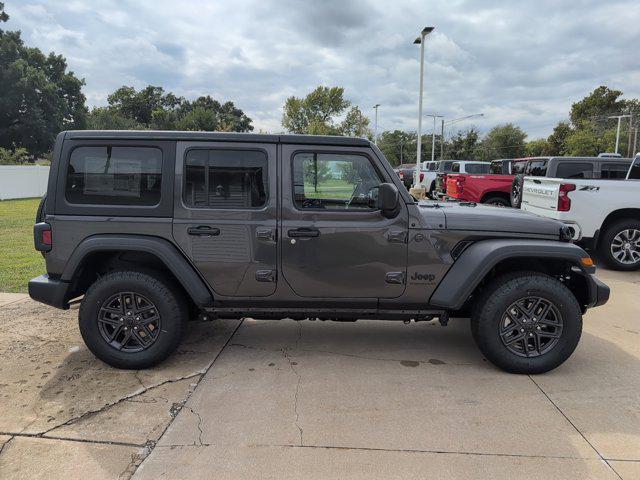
522,155,640,270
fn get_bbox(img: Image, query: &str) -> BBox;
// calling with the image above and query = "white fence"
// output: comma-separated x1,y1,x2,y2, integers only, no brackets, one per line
0,165,49,200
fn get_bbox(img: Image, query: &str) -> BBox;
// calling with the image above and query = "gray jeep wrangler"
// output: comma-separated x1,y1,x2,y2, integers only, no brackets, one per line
29,131,610,373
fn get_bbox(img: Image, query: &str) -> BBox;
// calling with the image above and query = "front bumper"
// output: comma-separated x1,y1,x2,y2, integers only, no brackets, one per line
28,274,71,310
585,273,610,308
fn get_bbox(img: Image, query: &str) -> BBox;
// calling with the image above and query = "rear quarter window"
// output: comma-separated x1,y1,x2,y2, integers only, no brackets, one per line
65,146,162,205
555,162,593,179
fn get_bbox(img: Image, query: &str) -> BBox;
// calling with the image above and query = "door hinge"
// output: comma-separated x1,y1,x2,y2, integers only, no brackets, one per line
385,272,405,284
387,230,407,243
255,269,277,283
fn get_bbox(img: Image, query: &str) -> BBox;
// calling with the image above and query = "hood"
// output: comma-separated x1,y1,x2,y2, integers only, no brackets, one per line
418,201,564,238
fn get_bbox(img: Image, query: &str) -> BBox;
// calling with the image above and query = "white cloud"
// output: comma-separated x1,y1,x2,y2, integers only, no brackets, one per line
6,0,640,137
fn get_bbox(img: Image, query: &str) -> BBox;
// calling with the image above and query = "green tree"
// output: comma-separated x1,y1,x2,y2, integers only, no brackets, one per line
445,128,480,160
377,130,417,166
525,138,549,157
546,121,572,155
570,86,627,126
564,123,619,156
87,107,142,130
475,123,527,161
107,85,182,125
0,7,87,155
0,2,8,22
282,86,371,137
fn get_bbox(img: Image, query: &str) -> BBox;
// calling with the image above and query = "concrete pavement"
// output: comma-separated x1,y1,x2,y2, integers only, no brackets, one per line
0,268,639,479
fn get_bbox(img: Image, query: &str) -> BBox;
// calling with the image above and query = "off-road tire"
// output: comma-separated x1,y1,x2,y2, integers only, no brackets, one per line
598,219,640,271
510,176,524,208
483,195,510,207
471,272,582,374
79,271,188,369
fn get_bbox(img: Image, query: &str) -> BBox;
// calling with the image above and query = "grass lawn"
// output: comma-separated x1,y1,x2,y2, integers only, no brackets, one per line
0,198,44,293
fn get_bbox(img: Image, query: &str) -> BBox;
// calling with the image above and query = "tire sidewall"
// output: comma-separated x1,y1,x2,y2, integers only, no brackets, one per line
473,275,582,374
510,176,523,208
79,272,186,369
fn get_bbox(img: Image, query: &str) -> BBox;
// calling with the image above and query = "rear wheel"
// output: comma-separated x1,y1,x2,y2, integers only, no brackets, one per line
598,219,640,271
471,272,582,374
79,271,188,369
483,195,510,207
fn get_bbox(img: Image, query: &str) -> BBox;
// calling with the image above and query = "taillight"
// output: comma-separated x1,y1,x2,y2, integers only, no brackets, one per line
420,173,424,182
34,222,52,252
557,183,575,212
399,172,404,179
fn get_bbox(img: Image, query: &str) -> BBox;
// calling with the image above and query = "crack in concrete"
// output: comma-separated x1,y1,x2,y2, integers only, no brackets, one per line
0,431,142,448
0,436,14,457
251,442,605,461
128,319,245,478
38,371,205,437
528,375,623,480
280,322,304,446
186,407,205,446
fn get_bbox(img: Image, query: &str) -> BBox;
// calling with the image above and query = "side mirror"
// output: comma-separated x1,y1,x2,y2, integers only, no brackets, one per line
377,183,400,218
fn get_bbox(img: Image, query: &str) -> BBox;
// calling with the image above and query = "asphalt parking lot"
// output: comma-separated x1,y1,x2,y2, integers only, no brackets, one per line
0,267,639,480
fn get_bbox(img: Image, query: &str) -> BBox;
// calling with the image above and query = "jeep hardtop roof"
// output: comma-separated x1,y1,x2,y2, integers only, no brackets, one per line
63,130,372,147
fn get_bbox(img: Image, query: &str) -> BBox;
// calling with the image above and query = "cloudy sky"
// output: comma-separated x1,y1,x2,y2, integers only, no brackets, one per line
6,0,640,138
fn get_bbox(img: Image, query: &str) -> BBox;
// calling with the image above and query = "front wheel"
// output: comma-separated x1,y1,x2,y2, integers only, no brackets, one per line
471,272,582,374
79,271,188,369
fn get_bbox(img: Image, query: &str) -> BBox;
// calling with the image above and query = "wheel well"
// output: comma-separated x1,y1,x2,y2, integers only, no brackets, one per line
480,191,510,203
69,250,196,313
465,257,590,312
598,209,640,245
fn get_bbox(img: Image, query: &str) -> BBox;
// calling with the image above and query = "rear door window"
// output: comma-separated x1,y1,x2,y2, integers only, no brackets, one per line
628,158,640,180
65,146,162,205
451,163,461,173
183,149,268,209
490,161,503,174
465,163,490,174
555,162,593,179
512,161,526,174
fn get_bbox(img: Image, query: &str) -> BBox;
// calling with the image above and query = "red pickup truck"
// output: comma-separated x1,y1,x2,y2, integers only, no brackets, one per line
445,158,526,206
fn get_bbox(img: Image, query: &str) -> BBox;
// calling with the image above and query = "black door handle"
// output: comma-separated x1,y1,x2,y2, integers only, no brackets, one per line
288,228,320,238
187,226,220,236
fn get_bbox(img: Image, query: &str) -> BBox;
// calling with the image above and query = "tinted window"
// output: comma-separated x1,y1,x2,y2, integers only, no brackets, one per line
438,161,453,172
527,160,548,176
512,161,526,174
184,149,267,209
628,158,640,180
451,163,461,173
292,152,381,210
490,161,503,174
555,162,593,179
465,163,490,174
601,163,631,179
66,146,162,206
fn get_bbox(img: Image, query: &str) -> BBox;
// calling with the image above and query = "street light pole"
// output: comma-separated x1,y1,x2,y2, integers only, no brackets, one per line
373,104,380,145
413,26,434,187
609,114,631,154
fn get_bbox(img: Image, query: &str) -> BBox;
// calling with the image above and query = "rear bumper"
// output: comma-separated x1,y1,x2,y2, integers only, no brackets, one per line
28,274,70,310
585,274,610,308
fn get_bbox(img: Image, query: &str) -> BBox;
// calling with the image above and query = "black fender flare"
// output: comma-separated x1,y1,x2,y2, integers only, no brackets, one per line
428,239,593,310
62,234,214,307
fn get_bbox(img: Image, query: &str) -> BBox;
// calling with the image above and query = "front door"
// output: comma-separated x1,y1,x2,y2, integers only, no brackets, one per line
173,141,277,297
280,144,408,299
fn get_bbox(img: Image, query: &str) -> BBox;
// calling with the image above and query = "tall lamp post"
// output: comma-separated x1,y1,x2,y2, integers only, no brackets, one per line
373,104,381,145
608,114,631,154
413,26,434,187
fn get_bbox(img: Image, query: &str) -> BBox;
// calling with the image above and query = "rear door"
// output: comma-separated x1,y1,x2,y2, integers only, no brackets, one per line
280,144,408,300
172,141,278,297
